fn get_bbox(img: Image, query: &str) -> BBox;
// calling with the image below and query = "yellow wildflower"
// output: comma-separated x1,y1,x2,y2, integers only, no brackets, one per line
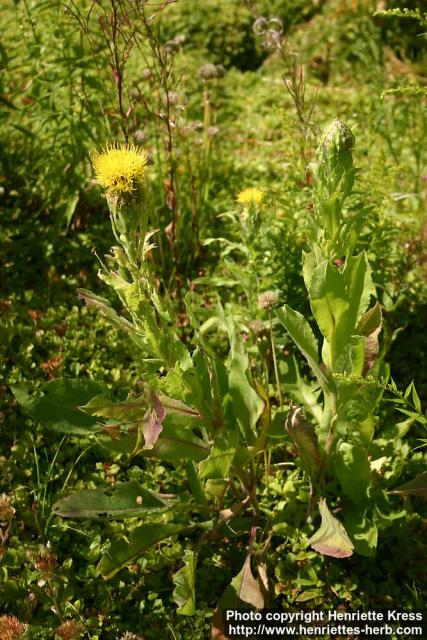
91,143,148,195
236,187,264,205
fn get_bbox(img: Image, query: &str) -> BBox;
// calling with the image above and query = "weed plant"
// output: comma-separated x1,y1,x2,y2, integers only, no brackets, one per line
0,1,426,638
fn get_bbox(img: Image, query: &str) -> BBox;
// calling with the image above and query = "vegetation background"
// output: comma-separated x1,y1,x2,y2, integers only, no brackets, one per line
0,0,426,638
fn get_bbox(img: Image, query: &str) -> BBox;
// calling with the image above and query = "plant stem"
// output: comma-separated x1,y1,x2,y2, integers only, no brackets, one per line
269,309,283,407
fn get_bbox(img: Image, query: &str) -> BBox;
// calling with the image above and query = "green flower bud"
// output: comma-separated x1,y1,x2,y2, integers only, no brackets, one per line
314,119,355,189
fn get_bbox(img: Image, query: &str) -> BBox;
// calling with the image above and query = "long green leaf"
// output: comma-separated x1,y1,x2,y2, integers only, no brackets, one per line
229,351,264,445
97,523,192,580
309,260,349,348
52,481,169,519
343,252,374,333
277,305,328,387
12,379,106,435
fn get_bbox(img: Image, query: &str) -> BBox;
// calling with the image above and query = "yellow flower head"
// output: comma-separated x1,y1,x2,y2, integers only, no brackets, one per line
236,187,264,205
91,143,148,195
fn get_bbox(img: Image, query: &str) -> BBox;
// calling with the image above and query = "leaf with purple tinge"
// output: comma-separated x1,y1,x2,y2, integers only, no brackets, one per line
285,405,321,480
308,498,354,558
212,555,265,639
141,394,166,450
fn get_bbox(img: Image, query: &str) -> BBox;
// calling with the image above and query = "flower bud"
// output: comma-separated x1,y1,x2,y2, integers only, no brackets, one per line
314,119,354,187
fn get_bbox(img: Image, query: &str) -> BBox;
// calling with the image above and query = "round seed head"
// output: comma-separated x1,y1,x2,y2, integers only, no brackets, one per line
207,126,219,137
164,40,180,53
258,291,279,309
0,615,28,639
141,68,153,80
249,320,265,334
56,621,84,640
198,63,224,80
0,494,14,523
133,129,146,145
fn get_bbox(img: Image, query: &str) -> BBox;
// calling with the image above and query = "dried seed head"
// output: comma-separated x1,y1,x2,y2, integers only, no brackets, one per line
258,291,279,310
253,16,283,49
56,621,83,640
133,129,146,145
34,547,57,573
253,16,268,35
182,120,203,136
263,29,282,49
141,68,153,80
267,17,283,34
198,63,224,80
129,87,140,100
164,40,180,54
248,320,265,334
0,615,28,640
0,494,14,523
163,91,180,106
207,126,219,137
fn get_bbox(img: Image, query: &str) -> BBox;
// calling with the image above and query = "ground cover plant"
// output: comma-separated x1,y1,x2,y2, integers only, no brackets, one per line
0,1,426,639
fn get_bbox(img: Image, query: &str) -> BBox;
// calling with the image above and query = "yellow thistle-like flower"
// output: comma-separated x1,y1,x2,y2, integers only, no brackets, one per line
91,143,148,195
236,187,264,205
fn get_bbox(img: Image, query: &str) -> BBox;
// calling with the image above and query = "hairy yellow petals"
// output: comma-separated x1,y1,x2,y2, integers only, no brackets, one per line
91,143,148,195
236,187,264,205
